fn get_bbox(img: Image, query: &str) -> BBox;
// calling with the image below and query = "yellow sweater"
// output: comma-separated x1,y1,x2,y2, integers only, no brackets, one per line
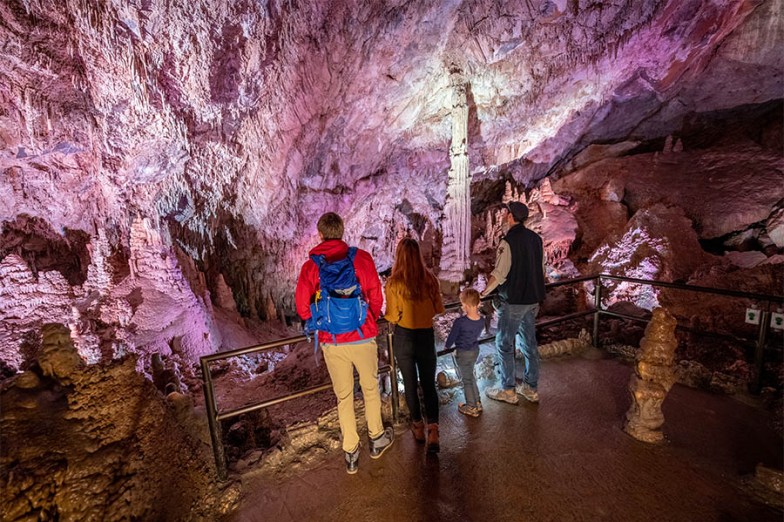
384,280,445,329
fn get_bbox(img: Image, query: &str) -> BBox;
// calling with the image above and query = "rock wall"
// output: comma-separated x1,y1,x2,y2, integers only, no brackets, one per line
0,324,240,520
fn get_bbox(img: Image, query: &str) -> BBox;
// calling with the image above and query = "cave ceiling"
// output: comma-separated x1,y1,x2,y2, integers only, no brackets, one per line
1,0,780,235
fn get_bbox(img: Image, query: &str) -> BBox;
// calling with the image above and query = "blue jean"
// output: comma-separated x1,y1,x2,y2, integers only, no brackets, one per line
454,349,480,407
495,301,540,390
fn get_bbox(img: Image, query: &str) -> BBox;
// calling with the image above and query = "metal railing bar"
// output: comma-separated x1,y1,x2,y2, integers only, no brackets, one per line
753,311,771,394
387,330,400,424
537,309,596,329
435,309,596,357
600,274,783,302
202,334,307,363
216,363,394,422
598,309,776,345
201,357,227,480
598,309,651,324
546,274,598,287
216,383,334,421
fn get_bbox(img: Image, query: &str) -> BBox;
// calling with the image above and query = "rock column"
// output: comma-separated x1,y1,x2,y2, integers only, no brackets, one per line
624,307,678,443
439,68,471,282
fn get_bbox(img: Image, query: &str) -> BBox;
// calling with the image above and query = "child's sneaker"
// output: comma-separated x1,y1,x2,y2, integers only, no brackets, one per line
369,426,395,459
345,444,360,474
458,403,481,418
485,387,519,405
515,383,539,403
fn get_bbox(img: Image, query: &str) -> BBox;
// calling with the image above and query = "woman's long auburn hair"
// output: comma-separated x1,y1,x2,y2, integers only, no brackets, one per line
388,238,440,302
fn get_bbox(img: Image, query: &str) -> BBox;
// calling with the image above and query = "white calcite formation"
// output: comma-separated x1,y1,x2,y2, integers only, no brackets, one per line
440,67,472,281
0,217,222,371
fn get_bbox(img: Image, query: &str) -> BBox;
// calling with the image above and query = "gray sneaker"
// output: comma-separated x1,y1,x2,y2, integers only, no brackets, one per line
516,383,539,403
369,427,395,459
345,444,360,474
485,387,519,405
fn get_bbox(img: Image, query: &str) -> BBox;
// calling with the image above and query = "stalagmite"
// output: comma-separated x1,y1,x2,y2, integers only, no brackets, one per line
439,66,471,282
624,307,678,443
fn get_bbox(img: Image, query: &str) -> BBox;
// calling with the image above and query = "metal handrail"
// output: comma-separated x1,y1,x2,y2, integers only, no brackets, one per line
200,273,783,479
599,274,783,303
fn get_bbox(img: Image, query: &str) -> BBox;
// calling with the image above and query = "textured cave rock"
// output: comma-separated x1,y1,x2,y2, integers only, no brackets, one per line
0,324,239,521
1,0,781,338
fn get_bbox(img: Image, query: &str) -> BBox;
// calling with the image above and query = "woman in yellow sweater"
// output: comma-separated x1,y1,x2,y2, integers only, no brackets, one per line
385,238,445,452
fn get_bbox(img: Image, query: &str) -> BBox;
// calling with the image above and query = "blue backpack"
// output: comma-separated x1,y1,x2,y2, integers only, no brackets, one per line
306,247,368,352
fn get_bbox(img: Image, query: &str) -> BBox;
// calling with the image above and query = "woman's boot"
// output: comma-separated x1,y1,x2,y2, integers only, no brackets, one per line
426,423,440,453
411,420,425,443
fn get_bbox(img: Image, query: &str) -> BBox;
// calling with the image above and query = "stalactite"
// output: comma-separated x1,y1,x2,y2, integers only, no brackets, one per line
439,66,471,282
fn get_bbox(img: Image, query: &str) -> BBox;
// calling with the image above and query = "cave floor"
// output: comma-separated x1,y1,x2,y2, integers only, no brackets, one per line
226,349,783,522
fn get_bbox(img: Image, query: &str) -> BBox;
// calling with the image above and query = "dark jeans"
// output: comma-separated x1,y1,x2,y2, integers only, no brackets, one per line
393,325,439,424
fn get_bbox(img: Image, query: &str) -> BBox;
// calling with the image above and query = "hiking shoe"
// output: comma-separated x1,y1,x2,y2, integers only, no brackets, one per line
458,403,481,418
515,383,539,403
485,387,519,405
411,420,426,443
345,445,360,474
369,427,395,459
426,423,440,453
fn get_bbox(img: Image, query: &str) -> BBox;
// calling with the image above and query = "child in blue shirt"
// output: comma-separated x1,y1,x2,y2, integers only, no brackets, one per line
444,288,485,417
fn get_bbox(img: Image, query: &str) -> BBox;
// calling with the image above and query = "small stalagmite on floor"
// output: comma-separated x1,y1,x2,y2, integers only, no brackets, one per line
624,307,678,443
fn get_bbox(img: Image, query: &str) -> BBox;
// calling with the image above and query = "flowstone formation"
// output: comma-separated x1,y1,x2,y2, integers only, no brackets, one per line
624,308,678,443
0,324,240,520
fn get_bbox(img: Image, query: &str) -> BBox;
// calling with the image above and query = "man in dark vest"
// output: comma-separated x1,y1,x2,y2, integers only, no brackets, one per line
480,201,546,404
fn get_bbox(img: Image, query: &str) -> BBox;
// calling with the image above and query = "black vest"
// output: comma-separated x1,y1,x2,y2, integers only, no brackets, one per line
498,224,546,305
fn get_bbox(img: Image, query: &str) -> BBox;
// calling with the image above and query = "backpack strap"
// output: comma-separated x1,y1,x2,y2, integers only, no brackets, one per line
347,249,362,338
310,253,326,267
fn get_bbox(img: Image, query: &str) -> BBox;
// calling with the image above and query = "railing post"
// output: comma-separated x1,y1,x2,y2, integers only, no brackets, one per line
201,358,227,481
592,276,602,348
751,310,770,394
387,326,400,424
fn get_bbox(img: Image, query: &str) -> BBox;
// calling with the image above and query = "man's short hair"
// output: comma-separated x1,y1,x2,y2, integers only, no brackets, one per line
460,288,481,307
317,212,344,240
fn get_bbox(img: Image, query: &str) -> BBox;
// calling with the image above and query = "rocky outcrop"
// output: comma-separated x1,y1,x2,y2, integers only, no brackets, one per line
587,204,715,309
0,324,239,521
0,216,228,373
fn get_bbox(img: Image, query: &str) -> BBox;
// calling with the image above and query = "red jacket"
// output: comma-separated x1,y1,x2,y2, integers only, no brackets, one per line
295,239,383,344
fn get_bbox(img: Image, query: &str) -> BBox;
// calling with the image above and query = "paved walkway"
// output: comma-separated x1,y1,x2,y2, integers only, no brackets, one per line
229,350,782,522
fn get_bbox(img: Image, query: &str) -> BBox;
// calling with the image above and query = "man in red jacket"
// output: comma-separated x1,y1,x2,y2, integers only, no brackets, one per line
295,212,394,474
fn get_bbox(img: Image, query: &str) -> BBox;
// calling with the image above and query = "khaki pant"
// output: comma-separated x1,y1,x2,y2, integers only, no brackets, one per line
322,339,384,452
